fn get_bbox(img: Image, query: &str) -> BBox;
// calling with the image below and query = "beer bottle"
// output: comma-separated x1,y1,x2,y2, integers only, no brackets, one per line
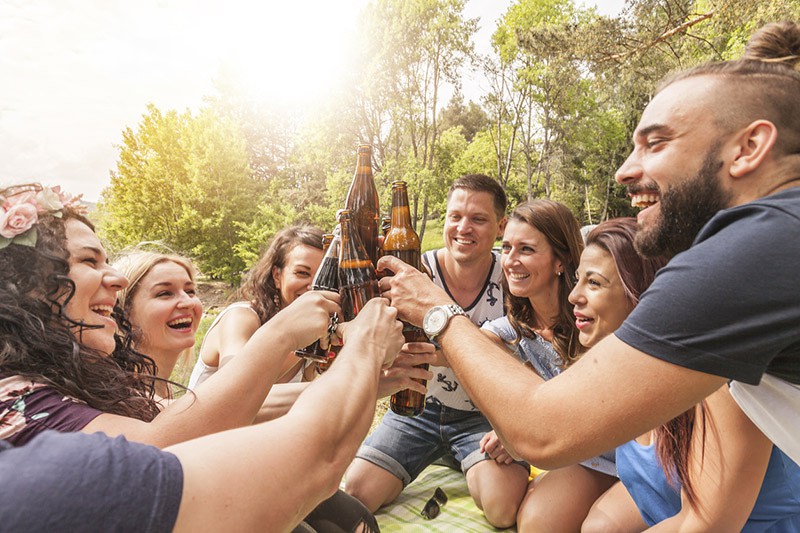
345,145,380,267
338,209,379,322
384,180,430,417
296,230,340,363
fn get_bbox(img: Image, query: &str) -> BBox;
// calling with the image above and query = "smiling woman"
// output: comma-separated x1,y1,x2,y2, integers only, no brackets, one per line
114,248,204,400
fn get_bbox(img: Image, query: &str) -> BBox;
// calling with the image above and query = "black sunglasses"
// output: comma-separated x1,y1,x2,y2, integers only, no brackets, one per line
421,487,448,520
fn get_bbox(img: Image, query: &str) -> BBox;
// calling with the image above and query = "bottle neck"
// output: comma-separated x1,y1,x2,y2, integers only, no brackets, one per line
391,187,413,229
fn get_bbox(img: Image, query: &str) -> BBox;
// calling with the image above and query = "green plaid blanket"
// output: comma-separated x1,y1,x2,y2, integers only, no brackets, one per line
374,465,516,532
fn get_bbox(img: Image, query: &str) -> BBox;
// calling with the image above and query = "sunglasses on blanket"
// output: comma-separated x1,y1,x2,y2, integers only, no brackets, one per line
421,487,448,520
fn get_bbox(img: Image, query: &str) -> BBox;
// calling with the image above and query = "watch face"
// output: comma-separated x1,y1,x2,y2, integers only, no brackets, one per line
426,308,447,334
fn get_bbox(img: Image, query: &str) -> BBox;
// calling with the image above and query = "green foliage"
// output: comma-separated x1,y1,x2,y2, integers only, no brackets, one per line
98,0,796,279
99,104,261,281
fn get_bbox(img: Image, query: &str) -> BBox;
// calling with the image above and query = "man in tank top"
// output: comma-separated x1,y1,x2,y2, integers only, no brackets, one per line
345,174,530,529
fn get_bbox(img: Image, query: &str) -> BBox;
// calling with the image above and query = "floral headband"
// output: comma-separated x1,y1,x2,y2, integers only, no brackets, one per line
0,185,86,249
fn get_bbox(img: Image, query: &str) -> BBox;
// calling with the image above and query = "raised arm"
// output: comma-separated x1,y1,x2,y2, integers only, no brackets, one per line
648,387,772,531
376,255,726,469
168,298,404,532
83,290,340,447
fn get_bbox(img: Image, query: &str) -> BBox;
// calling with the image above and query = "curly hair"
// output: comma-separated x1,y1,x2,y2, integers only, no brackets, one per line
0,185,160,421
503,199,584,367
237,225,324,324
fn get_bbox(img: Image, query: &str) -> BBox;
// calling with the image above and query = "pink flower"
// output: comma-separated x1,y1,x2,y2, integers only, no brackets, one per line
0,201,38,238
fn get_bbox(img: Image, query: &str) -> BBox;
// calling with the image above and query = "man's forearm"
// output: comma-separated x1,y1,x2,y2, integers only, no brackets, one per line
439,320,726,468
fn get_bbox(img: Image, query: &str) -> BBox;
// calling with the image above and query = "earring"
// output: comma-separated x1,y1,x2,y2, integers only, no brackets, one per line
557,271,563,276
273,294,281,308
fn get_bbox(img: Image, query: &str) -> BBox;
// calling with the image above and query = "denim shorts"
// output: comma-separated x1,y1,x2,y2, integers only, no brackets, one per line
357,398,528,486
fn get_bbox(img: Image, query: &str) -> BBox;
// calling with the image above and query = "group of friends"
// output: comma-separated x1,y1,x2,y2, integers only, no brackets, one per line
1,20,800,532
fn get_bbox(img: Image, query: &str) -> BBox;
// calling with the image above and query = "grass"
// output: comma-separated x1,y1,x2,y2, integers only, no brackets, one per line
420,216,444,252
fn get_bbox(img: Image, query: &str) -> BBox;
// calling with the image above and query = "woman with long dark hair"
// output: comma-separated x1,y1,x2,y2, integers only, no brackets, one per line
574,218,800,531
188,225,324,389
479,199,620,531
0,183,338,447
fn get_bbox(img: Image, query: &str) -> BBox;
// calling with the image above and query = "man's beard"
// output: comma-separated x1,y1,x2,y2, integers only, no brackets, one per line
635,148,733,259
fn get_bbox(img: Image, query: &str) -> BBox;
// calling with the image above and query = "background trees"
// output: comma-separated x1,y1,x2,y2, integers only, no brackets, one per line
98,0,799,282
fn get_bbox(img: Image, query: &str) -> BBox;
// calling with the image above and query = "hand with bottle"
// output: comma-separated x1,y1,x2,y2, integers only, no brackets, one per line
376,255,454,327
377,342,436,398
335,298,404,369
268,289,342,351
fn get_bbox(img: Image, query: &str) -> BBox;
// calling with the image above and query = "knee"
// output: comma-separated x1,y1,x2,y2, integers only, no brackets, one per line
343,468,373,510
516,496,550,533
343,461,399,513
482,499,520,529
581,511,626,533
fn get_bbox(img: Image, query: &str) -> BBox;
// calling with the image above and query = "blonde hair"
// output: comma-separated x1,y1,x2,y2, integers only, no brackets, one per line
113,244,199,382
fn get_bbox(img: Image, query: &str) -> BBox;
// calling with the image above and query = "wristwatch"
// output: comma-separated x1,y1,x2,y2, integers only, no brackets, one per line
422,304,467,342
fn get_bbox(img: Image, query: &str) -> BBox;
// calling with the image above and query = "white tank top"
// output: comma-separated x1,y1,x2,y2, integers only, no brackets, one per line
188,302,257,389
421,249,505,410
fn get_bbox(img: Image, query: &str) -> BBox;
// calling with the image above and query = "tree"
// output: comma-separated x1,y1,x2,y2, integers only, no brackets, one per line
99,105,261,281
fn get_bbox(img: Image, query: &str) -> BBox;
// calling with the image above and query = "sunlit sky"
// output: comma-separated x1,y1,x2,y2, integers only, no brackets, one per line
0,0,624,202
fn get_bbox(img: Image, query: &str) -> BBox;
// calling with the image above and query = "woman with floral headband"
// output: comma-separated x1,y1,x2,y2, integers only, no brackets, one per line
0,183,341,447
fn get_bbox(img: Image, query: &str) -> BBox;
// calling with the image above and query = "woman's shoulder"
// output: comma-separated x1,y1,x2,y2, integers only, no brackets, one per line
0,375,102,445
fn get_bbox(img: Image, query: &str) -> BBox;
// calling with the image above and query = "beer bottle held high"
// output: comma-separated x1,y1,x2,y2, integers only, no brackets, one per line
296,230,340,363
384,180,430,417
338,209,379,321
345,144,381,266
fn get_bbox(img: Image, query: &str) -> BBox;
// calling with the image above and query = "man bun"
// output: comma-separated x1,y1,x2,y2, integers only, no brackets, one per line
744,21,800,69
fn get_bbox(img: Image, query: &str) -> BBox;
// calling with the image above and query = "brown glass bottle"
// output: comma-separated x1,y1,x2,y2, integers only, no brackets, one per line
296,230,340,363
345,145,381,267
338,209,379,322
384,180,430,417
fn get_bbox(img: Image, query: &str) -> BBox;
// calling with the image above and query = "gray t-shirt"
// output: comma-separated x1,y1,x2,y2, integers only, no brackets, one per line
0,431,183,532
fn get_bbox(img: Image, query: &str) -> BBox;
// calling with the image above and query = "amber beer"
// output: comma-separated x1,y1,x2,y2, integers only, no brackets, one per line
296,231,340,363
338,210,379,322
384,180,430,417
345,145,381,267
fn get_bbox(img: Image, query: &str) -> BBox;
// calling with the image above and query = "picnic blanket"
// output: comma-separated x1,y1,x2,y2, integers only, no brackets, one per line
373,464,517,532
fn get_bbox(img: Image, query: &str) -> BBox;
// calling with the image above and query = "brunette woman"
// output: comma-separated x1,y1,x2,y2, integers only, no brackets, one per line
574,218,800,531
479,199,620,532
188,225,324,388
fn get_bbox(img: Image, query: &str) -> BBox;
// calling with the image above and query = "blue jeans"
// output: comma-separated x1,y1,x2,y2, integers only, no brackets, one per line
356,398,527,486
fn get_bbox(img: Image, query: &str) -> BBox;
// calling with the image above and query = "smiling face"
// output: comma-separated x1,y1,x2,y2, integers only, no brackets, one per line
128,261,203,359
65,218,129,355
569,245,636,348
616,76,734,258
501,219,563,303
443,189,505,265
272,243,323,307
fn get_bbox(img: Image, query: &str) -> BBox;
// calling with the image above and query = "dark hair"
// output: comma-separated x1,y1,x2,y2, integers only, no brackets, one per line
504,199,584,367
447,174,507,221
0,185,160,421
661,21,800,158
587,219,703,504
238,225,324,324
585,218,668,306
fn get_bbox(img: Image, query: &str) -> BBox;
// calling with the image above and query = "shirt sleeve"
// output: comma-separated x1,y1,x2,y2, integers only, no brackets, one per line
616,201,800,385
0,431,183,532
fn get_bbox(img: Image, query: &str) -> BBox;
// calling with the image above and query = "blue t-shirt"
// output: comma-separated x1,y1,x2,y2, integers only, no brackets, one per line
616,187,800,386
617,439,800,530
0,431,183,532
